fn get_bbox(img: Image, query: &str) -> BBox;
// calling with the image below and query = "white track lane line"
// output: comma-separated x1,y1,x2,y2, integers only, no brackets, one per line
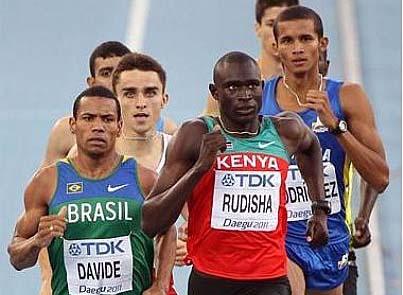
125,0,150,52
336,1,385,294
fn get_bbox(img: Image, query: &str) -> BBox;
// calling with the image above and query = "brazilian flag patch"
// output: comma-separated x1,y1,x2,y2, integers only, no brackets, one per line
67,182,83,194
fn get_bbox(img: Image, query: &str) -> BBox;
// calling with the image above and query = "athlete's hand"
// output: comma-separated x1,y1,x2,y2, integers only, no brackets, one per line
352,217,371,248
34,207,67,248
175,222,188,266
193,125,227,173
175,239,188,266
303,90,338,130
306,211,328,247
142,282,166,295
178,221,188,241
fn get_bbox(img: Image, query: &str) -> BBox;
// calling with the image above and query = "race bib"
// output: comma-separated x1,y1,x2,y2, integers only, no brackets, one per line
64,235,133,295
211,170,281,231
286,162,341,221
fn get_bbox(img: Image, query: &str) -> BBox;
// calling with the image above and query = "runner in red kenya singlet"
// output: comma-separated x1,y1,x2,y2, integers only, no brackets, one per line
141,51,330,295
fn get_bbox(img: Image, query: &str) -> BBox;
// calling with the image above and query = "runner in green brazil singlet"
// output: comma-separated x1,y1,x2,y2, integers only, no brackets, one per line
48,156,154,295
8,86,175,295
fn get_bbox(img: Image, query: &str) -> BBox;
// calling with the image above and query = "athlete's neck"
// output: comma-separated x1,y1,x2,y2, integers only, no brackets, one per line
71,150,121,179
122,125,158,140
282,67,321,104
117,129,163,171
258,50,282,80
219,115,260,138
118,131,161,157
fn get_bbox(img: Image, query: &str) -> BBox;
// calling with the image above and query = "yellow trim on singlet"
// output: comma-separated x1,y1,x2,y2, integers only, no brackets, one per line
343,157,354,236
59,157,69,164
122,155,131,163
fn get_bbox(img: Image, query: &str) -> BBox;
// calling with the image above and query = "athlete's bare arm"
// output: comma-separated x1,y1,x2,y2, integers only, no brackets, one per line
8,166,66,270
40,117,75,168
138,164,177,293
304,83,389,192
151,228,177,294
142,119,226,237
272,112,328,246
38,116,74,295
339,83,389,192
352,179,377,248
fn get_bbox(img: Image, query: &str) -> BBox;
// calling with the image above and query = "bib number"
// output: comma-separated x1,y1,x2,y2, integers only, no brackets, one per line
64,235,133,295
211,170,281,231
286,162,341,221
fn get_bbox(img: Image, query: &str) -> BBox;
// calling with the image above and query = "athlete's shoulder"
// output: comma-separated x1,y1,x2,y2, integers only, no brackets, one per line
25,164,57,205
51,116,71,133
177,117,209,135
42,116,75,167
339,81,370,113
339,81,365,94
165,118,208,163
162,117,178,135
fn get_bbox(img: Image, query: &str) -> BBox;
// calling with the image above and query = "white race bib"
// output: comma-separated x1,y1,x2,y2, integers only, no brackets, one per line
211,170,281,231
63,235,133,295
285,162,341,221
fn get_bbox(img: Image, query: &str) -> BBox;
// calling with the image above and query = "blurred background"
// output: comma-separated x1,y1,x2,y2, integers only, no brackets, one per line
0,0,401,294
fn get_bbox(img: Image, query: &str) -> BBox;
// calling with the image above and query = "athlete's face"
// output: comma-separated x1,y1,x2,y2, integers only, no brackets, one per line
87,56,122,91
115,69,167,136
275,19,327,75
70,96,122,157
255,6,288,59
210,61,262,125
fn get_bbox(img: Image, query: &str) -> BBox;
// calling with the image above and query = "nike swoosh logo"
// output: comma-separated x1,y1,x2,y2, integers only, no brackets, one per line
107,184,129,193
258,141,276,149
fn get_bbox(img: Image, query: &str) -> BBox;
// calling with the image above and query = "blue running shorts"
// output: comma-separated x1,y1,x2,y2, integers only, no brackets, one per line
286,239,350,290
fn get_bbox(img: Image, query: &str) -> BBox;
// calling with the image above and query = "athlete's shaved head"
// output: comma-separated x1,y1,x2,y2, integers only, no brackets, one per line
210,51,263,125
213,51,260,84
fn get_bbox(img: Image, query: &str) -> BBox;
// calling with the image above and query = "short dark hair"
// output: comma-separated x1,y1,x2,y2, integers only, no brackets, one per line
112,53,167,94
73,86,122,121
255,0,299,24
273,6,324,42
89,41,131,77
213,51,259,84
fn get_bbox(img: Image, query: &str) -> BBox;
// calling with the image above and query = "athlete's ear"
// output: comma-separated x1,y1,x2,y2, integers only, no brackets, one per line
319,36,329,53
86,76,95,87
261,80,265,90
271,41,279,58
209,83,218,101
255,22,262,39
116,118,123,137
161,93,169,109
69,117,76,134
273,40,279,57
